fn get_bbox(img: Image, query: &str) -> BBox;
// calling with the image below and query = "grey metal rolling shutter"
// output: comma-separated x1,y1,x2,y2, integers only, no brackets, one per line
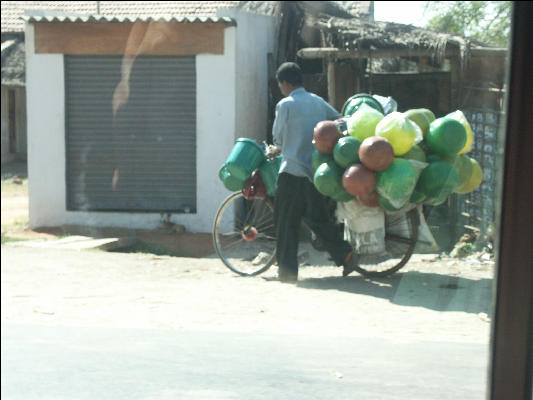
65,55,196,212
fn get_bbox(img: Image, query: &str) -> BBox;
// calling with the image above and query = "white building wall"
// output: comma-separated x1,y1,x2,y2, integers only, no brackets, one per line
25,23,67,228
218,8,277,144
193,26,237,233
26,16,273,233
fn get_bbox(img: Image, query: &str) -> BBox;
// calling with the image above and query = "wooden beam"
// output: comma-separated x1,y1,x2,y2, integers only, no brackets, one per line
470,47,508,57
34,22,227,55
327,59,336,109
297,47,507,60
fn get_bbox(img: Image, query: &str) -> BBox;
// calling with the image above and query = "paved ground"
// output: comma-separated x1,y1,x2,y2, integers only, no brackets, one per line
2,324,488,400
1,242,494,399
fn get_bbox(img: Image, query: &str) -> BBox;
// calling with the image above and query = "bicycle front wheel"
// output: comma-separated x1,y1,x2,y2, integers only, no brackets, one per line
213,192,277,276
353,207,420,277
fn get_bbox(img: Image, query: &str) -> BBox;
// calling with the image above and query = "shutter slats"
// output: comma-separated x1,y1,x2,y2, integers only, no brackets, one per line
66,55,197,212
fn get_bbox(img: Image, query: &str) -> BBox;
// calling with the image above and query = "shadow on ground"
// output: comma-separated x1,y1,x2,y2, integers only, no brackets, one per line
33,225,216,258
297,271,492,315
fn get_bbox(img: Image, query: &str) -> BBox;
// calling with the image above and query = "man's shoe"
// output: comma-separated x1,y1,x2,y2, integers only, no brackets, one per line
342,252,360,277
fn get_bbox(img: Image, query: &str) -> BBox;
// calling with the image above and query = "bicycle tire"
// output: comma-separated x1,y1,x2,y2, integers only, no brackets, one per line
352,207,420,278
213,191,277,276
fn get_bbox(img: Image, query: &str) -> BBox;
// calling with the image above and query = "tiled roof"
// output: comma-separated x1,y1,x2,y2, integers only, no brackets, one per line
1,1,242,32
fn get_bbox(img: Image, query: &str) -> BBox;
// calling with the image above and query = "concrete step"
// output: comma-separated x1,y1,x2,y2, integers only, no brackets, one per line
5,236,138,251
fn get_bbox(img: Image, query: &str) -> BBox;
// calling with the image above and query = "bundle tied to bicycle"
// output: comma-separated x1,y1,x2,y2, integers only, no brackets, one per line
312,95,482,255
218,94,483,257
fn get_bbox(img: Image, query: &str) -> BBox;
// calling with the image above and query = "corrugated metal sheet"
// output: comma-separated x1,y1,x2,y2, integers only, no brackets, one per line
24,14,236,25
65,55,197,212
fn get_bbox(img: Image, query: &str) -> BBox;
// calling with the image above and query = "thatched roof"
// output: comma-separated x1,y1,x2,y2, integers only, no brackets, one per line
1,33,24,86
309,16,491,64
298,1,373,20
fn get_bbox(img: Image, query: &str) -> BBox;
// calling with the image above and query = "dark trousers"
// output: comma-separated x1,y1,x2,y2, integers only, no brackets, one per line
274,173,353,275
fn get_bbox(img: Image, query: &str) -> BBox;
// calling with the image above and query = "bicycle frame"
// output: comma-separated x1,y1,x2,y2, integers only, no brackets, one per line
214,165,420,277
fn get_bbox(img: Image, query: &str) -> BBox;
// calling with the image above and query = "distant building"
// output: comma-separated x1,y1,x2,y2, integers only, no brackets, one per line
13,1,277,232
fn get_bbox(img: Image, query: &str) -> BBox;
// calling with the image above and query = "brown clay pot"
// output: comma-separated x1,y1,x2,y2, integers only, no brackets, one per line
359,136,394,171
358,191,380,208
342,164,376,197
313,121,341,154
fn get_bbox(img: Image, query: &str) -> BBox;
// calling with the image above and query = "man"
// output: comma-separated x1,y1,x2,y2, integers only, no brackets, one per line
267,62,359,283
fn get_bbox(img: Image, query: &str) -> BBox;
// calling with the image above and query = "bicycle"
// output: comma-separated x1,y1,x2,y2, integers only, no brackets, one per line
213,169,420,278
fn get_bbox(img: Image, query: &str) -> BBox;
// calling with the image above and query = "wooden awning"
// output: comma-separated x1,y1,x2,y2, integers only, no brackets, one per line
297,47,508,60
25,14,236,56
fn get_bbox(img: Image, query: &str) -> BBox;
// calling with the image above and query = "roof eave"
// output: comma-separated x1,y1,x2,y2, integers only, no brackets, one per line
23,14,237,26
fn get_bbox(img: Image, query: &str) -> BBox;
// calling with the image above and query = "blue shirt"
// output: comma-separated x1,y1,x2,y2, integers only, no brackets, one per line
272,87,339,181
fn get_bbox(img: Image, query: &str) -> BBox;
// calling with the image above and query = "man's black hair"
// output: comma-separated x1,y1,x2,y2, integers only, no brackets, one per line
276,62,303,86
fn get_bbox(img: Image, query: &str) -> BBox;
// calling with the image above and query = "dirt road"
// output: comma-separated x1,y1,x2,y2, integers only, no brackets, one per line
1,242,493,344
1,160,494,345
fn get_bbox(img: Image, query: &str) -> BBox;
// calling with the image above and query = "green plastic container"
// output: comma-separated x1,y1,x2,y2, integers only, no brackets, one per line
219,164,245,192
416,161,459,199
312,149,333,171
377,193,402,212
313,161,344,198
376,158,417,209
332,187,354,203
423,192,450,206
225,138,266,182
333,136,361,168
341,94,384,117
259,155,282,196
401,144,427,163
426,118,467,157
409,188,426,203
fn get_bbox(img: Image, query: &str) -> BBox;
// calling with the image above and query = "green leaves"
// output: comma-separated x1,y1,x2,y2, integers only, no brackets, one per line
423,1,511,47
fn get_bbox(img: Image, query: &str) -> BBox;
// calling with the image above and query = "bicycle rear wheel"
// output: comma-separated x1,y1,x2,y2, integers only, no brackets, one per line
213,192,277,276
353,208,420,277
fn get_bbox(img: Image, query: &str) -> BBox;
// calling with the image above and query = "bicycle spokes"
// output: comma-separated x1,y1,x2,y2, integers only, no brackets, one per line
213,192,277,276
